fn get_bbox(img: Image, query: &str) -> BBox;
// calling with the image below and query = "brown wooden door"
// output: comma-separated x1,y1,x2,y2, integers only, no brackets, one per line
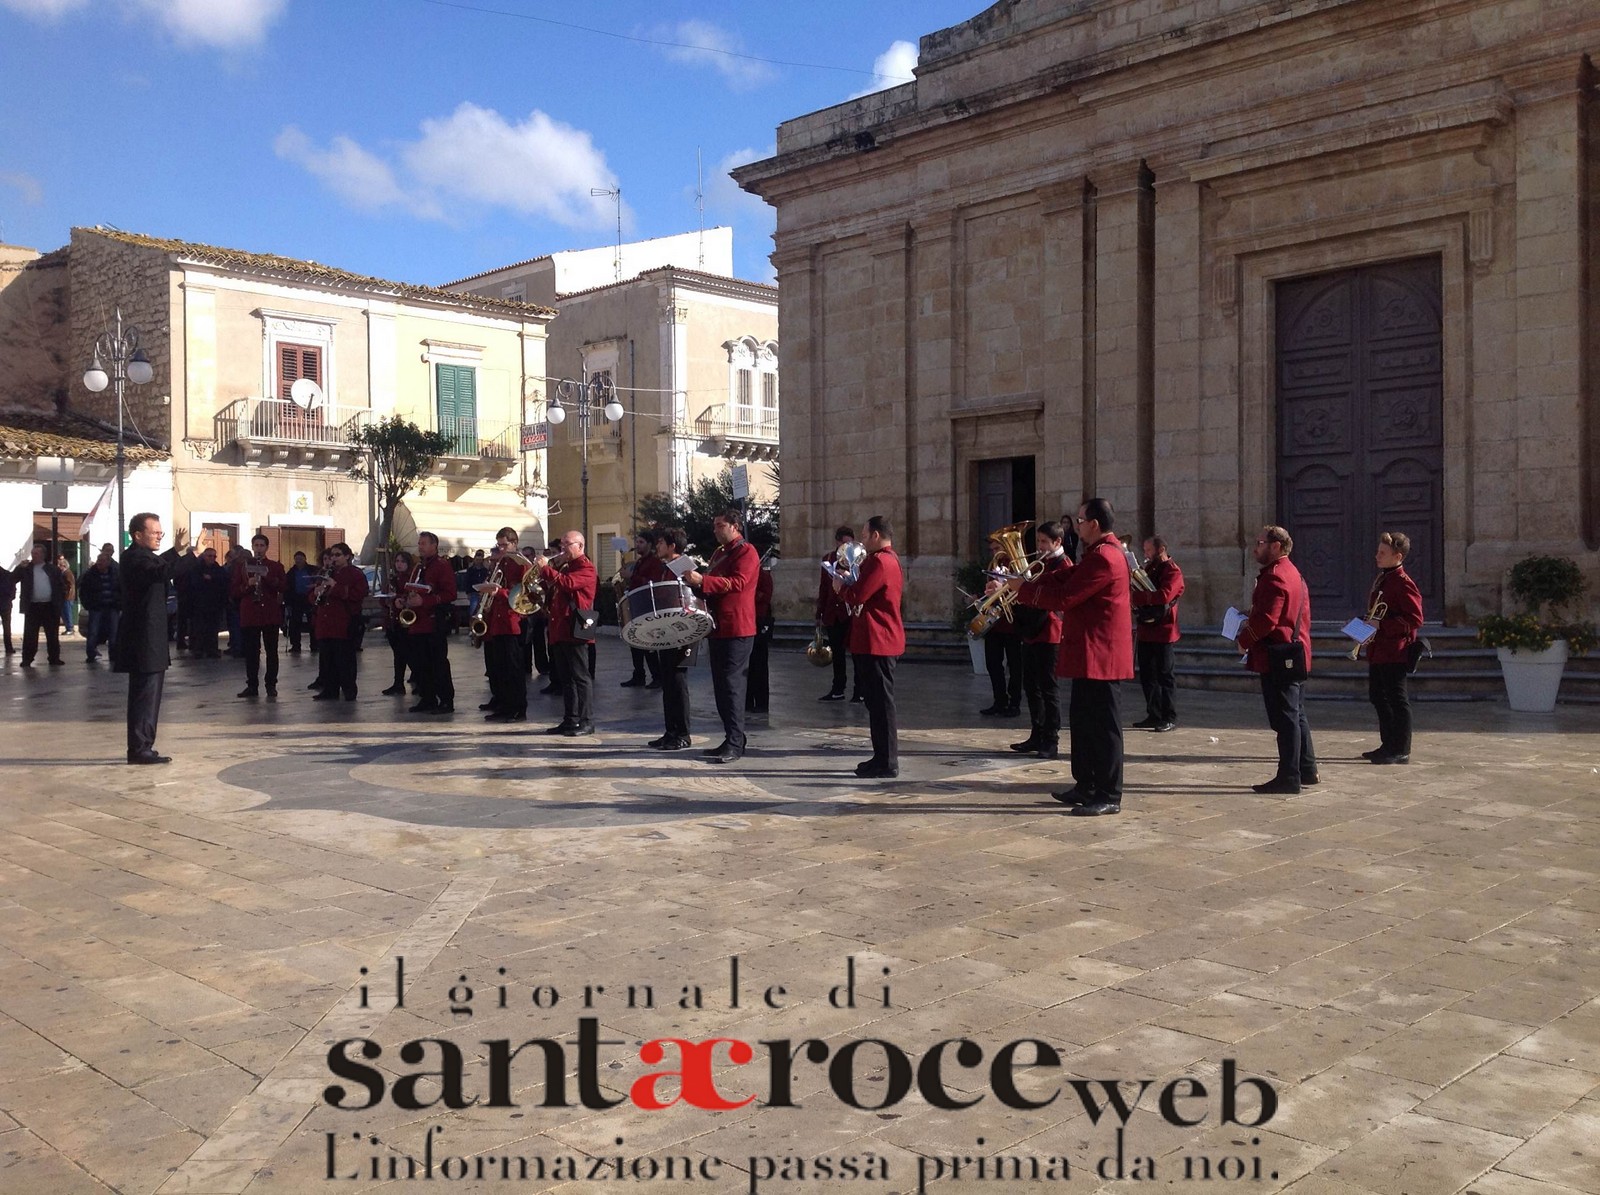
1276,258,1443,619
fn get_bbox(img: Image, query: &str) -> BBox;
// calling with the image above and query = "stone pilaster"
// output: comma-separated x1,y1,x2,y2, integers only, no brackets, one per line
909,214,957,558
1092,161,1154,531
1037,179,1090,517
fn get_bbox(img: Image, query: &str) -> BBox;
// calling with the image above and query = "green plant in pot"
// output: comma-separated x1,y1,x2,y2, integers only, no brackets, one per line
1478,555,1595,711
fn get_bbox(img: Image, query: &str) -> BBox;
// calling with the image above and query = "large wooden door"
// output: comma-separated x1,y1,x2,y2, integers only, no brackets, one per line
1276,258,1443,619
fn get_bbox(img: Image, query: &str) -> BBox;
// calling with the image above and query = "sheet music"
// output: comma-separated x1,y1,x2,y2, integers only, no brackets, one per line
1221,606,1246,641
1342,617,1378,644
665,554,695,578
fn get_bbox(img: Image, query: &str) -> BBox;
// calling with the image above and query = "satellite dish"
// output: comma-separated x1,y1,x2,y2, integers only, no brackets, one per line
289,378,325,411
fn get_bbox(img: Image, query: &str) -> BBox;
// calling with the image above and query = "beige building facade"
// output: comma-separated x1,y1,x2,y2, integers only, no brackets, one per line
736,0,1600,627
24,228,556,563
449,243,778,578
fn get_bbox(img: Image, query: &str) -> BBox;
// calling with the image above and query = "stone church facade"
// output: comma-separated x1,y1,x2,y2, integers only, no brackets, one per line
735,0,1600,627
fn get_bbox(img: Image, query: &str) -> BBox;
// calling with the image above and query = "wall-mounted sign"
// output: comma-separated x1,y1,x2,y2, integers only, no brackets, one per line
289,490,314,515
521,423,549,452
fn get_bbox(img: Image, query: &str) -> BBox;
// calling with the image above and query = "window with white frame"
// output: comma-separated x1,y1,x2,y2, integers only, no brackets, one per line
722,336,778,433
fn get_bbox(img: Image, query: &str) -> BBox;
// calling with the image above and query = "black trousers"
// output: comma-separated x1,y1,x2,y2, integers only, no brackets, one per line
524,615,550,676
286,599,309,649
241,624,280,690
985,630,1023,709
746,625,771,712
409,629,453,707
1,599,11,651
127,670,165,756
654,648,692,738
386,625,409,688
1069,678,1124,800
21,602,61,664
191,608,222,656
824,620,857,696
855,653,898,766
486,635,525,715
708,636,754,751
1369,662,1412,756
1260,671,1317,780
1136,640,1177,723
1021,641,1061,739
551,641,593,725
321,638,358,697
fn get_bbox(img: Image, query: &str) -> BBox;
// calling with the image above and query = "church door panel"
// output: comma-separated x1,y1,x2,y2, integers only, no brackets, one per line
1276,258,1443,618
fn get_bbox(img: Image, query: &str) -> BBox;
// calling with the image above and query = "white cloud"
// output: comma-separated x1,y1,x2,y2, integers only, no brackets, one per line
0,172,45,205
134,0,287,48
277,104,624,231
0,0,88,16
655,19,774,89
707,146,776,282
849,39,918,99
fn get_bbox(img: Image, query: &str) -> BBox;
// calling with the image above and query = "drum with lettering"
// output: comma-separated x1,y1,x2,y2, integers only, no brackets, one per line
620,581,716,650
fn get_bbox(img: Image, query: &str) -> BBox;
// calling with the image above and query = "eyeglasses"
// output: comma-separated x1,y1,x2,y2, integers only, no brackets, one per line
1073,517,1088,524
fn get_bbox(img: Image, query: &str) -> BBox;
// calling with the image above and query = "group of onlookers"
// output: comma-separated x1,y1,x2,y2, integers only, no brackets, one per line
0,543,123,665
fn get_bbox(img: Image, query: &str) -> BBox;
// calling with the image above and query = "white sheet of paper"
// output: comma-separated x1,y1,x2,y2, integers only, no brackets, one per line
1222,606,1245,641
665,555,695,578
1342,617,1378,644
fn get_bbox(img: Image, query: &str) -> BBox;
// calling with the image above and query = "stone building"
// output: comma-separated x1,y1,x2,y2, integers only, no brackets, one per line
0,227,554,567
735,0,1600,627
447,231,778,578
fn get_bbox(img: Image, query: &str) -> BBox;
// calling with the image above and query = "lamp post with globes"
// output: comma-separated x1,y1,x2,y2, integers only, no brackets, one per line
82,307,153,549
547,372,623,547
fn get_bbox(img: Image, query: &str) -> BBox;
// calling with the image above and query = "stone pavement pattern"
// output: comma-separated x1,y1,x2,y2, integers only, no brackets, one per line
0,638,1596,1194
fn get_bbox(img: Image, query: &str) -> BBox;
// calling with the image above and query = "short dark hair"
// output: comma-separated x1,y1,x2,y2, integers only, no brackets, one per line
1263,525,1293,554
496,526,518,540
1037,521,1063,542
663,527,689,553
640,528,662,546
418,531,439,547
866,514,893,541
834,525,855,542
293,551,307,560
1081,497,1114,532
1379,530,1410,557
252,534,269,547
129,512,158,536
1148,535,1168,555
715,508,744,531
327,542,353,557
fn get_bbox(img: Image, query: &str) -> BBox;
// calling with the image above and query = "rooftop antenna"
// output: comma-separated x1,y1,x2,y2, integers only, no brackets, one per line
591,187,622,282
696,148,706,269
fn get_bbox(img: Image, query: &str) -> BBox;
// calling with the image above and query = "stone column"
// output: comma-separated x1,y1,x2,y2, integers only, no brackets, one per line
867,227,910,532
771,243,819,563
1037,179,1090,517
1093,160,1155,532
909,213,957,561
1150,162,1205,562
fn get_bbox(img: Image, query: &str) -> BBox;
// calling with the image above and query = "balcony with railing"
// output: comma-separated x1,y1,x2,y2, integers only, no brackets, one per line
214,397,370,466
433,414,519,479
694,405,779,461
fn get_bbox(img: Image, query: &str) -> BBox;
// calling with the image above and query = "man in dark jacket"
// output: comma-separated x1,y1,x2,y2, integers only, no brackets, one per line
0,559,16,654
187,548,230,658
77,543,122,663
116,514,186,763
19,542,66,667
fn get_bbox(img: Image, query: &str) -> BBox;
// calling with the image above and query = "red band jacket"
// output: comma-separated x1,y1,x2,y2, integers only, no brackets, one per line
755,568,774,626
313,563,369,640
1366,565,1424,666
1238,555,1313,675
842,546,905,656
1015,533,1134,680
1131,557,1185,645
815,553,854,626
230,557,286,628
698,537,759,639
479,555,529,638
404,556,458,635
541,555,598,645
1023,553,1068,646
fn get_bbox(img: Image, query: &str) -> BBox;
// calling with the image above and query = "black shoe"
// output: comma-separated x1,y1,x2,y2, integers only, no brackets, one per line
647,735,672,748
819,691,846,702
620,676,646,688
544,722,578,735
1131,717,1160,730
308,680,324,690
539,684,559,695
425,704,454,715
1371,753,1410,765
979,704,1004,716
479,702,500,711
47,658,64,666
1070,799,1121,817
1360,748,1386,761
849,693,865,703
382,685,406,696
1152,721,1177,733
1252,777,1302,795
127,751,171,765
1050,786,1094,806
266,686,277,698
1000,705,1021,717
702,741,732,758
562,722,595,737
854,758,886,777
706,745,742,764
18,661,33,668
409,701,439,713
660,737,693,751
485,712,525,722
238,687,259,698
645,680,661,690
84,655,99,663
342,692,357,701
1301,771,1320,785
288,645,301,653
856,762,898,779
1035,740,1060,760
312,691,339,701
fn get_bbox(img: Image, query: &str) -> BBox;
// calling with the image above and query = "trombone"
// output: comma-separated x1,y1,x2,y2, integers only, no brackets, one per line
1349,597,1388,659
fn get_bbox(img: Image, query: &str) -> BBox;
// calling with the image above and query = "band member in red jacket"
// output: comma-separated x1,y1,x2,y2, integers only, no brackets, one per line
405,531,459,714
647,528,696,751
480,526,531,722
1130,536,1185,732
230,533,287,698
537,530,599,736
745,555,775,715
685,509,759,764
621,531,664,689
838,515,905,778
1012,521,1068,759
1236,525,1317,794
310,542,368,701
1362,530,1425,765
1009,498,1133,816
815,525,862,702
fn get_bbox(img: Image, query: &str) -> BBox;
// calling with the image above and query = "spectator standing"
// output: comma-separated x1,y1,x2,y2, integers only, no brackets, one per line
58,555,77,635
284,551,314,652
78,544,121,663
19,543,66,667
187,548,230,658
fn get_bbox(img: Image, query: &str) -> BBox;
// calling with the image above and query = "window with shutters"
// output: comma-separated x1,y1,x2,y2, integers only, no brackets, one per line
276,343,322,400
271,342,326,440
435,363,478,455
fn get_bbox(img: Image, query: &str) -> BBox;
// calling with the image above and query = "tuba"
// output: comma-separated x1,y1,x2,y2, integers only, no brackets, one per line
967,521,1043,636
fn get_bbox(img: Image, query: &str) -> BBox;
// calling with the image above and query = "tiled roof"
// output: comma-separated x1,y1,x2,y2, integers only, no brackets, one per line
77,228,558,319
441,253,553,288
0,409,168,464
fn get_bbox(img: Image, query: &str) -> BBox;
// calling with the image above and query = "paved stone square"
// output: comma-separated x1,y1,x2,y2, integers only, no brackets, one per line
0,637,1596,1195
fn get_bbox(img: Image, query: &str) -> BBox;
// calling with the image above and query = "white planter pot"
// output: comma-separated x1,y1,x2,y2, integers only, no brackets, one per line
1496,641,1568,712
968,635,987,675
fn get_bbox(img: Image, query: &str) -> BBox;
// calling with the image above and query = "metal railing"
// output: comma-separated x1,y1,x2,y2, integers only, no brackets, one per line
694,406,779,441
438,414,517,460
215,397,370,448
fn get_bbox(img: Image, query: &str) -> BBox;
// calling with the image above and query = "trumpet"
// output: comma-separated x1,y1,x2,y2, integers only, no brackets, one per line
470,551,532,643
1349,597,1388,660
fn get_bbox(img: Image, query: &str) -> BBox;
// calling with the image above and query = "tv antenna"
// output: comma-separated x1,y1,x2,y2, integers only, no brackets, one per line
696,148,706,269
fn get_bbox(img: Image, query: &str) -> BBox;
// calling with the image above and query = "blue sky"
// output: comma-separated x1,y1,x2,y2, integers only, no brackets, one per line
0,0,983,287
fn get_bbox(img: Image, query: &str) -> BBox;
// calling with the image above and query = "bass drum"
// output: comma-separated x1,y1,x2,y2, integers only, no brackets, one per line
621,580,716,650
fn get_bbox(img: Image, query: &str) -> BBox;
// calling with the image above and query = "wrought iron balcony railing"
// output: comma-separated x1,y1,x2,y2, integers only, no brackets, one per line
215,397,370,451
437,415,517,461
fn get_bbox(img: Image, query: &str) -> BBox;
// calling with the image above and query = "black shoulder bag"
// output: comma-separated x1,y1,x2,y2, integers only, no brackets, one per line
1263,585,1308,682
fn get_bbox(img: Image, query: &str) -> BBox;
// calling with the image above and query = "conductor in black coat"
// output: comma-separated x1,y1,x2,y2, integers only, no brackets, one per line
115,513,186,764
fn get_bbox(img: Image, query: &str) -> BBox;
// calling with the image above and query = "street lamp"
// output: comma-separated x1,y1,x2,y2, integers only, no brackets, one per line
547,373,623,548
82,307,153,548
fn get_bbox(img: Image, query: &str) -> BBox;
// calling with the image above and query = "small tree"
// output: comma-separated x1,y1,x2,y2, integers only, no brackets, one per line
636,466,779,556
349,416,455,566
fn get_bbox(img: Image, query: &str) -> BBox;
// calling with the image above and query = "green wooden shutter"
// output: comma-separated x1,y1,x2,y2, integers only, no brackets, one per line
435,363,478,454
